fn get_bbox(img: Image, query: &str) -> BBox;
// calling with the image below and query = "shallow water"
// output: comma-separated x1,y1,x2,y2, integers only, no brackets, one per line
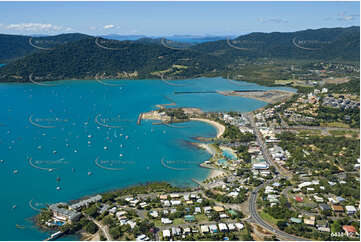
0,77,295,240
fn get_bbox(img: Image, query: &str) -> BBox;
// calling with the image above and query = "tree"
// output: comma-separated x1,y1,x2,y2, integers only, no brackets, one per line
85,221,98,234
109,226,122,239
277,220,288,231
84,204,98,218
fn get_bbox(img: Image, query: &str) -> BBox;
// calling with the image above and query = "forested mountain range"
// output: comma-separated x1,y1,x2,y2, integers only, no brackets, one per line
0,26,358,83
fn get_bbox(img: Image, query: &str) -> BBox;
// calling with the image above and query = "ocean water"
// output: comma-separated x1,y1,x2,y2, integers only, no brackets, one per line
0,77,294,240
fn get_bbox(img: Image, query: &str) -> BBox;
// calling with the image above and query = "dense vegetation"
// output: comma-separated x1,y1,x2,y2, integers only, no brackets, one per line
192,26,360,61
0,33,90,62
0,27,359,83
0,37,224,82
278,132,359,173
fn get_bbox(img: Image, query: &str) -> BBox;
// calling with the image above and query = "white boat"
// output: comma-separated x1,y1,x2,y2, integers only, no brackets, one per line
13,170,18,174
119,154,123,157
104,146,108,150
56,186,61,190
88,171,92,176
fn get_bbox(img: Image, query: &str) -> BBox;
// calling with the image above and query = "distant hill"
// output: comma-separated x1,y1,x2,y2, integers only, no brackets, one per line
0,33,91,63
0,27,358,83
191,26,360,61
0,37,224,82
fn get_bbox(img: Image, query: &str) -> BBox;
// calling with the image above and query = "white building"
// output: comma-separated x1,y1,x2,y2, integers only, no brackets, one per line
345,205,357,215
162,230,171,238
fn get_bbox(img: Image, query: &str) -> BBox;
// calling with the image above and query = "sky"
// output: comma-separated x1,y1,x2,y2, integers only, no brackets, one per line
0,1,359,36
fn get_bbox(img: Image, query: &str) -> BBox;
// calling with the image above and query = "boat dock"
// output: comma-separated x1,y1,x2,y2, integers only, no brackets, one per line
44,231,64,241
137,113,143,125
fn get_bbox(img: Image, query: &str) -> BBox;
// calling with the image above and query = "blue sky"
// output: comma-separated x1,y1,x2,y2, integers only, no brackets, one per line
0,1,359,36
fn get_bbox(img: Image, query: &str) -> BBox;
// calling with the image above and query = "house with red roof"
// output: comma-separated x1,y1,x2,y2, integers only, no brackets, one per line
342,225,357,237
295,196,303,202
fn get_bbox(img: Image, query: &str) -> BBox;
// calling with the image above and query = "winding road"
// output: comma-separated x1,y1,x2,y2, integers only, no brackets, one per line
246,113,310,241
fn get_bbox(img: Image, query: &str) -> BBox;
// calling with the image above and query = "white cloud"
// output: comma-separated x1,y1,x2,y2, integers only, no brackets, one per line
3,23,72,33
104,24,115,29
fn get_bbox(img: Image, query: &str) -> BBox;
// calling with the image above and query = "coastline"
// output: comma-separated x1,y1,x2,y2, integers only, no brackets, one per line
207,168,225,180
194,143,216,156
190,118,225,138
219,89,295,104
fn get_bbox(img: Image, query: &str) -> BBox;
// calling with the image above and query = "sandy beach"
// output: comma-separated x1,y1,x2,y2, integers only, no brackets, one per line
195,143,216,156
207,168,226,180
190,118,225,138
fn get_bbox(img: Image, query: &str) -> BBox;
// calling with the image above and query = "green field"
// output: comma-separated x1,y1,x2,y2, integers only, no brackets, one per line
259,210,280,225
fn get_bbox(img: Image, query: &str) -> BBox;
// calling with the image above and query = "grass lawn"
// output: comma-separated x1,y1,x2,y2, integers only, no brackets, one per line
321,122,350,128
195,214,209,223
259,210,280,225
330,223,342,233
275,79,294,85
173,218,185,226
154,218,185,226
154,219,162,227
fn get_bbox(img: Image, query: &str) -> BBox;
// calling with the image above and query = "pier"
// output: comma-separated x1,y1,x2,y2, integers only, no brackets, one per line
44,231,64,241
137,113,143,125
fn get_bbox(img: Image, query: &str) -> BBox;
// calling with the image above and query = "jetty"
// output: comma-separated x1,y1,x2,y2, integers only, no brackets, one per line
174,91,217,94
44,231,64,241
137,113,143,125
174,90,264,95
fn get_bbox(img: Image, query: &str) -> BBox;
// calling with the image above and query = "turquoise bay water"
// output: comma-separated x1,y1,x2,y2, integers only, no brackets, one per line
0,77,294,240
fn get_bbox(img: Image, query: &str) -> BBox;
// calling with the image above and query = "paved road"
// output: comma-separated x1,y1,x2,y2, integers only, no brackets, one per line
246,113,288,177
248,184,310,241
246,113,310,241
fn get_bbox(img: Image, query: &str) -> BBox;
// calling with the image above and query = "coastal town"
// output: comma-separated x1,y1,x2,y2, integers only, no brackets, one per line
36,70,360,241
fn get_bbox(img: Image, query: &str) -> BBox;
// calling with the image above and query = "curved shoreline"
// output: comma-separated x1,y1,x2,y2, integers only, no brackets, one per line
190,118,225,138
